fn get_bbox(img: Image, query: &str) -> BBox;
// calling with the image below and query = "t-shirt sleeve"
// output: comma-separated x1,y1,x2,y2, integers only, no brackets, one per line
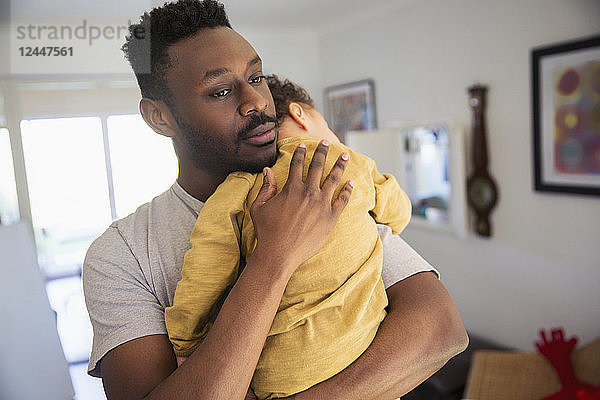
377,224,440,289
82,225,167,378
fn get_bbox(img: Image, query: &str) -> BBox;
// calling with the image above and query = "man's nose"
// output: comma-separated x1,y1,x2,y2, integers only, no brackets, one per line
239,85,268,116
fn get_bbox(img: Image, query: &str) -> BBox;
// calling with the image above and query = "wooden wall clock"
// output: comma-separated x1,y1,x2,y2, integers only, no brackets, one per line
466,84,498,237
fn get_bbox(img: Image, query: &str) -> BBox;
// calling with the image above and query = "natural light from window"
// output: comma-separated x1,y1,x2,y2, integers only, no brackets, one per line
0,128,20,225
20,117,112,277
16,113,177,400
107,114,178,219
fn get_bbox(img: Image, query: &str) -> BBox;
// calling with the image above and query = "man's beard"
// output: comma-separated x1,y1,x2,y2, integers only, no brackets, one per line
174,112,279,174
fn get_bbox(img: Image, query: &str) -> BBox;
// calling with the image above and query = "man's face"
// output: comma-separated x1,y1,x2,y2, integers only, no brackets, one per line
166,27,278,174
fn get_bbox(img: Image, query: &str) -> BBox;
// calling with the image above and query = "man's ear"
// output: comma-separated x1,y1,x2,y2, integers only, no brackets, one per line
287,102,310,131
139,98,178,138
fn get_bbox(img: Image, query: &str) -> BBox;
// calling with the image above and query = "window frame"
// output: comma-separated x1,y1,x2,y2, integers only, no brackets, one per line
0,78,163,397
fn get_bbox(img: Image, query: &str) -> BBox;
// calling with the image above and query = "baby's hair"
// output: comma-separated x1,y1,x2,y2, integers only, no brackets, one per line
266,74,315,125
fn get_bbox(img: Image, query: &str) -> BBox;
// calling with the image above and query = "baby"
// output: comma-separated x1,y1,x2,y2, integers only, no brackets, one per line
165,75,412,399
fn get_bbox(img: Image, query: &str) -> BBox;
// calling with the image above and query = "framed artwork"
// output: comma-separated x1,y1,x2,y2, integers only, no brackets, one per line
532,35,600,196
324,79,377,142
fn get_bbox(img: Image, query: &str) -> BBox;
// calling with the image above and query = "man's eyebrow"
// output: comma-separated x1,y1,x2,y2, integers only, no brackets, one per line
201,56,262,83
203,67,230,82
248,55,261,68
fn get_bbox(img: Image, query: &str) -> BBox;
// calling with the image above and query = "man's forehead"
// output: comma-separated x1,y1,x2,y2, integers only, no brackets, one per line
169,27,260,76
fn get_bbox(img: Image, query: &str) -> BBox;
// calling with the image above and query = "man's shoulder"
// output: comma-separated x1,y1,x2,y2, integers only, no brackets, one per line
84,202,150,267
86,187,183,260
83,189,183,378
94,197,152,248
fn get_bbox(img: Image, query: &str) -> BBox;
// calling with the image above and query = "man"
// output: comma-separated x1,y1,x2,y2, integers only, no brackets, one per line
82,1,468,399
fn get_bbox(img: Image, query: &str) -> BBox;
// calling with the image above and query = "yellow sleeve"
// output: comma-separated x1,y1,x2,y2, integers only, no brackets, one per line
368,159,412,235
164,172,255,357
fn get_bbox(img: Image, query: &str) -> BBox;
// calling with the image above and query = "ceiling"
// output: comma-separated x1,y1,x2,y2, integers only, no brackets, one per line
10,0,418,33
152,0,417,32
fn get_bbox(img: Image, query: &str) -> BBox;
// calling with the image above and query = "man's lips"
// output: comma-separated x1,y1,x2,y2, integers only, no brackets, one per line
241,122,277,146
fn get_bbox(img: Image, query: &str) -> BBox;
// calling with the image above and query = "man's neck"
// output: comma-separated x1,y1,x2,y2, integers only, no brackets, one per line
176,158,227,203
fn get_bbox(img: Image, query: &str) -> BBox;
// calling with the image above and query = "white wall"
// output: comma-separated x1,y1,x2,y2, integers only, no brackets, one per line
318,0,600,350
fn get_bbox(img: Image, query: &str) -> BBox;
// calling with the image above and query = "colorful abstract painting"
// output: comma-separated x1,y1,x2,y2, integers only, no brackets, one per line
553,61,600,175
533,35,600,195
325,80,376,143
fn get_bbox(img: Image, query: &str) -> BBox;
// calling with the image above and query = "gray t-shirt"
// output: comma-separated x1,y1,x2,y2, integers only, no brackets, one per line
83,182,436,378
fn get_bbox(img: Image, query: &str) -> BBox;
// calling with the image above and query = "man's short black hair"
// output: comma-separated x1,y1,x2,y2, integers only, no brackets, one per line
122,0,231,106
266,74,315,125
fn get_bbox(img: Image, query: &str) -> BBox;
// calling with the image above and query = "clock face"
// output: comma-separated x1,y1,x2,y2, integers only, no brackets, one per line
468,86,486,112
468,177,497,211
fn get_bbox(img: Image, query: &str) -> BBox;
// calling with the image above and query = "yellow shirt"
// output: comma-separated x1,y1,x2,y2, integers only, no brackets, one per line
165,136,411,399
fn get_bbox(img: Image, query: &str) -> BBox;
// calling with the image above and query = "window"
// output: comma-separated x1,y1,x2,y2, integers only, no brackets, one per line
0,128,20,225
107,114,178,218
20,117,112,278
15,112,177,400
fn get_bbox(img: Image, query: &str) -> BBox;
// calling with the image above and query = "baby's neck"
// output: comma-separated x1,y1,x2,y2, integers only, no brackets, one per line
276,124,300,142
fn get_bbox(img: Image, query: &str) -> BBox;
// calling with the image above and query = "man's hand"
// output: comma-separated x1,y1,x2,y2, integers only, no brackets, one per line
99,139,353,400
250,140,353,272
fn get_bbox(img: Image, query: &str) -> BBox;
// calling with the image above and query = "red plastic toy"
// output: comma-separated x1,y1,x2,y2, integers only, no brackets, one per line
536,328,599,400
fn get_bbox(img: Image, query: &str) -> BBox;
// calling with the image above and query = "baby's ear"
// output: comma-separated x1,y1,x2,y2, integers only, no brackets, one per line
287,102,310,130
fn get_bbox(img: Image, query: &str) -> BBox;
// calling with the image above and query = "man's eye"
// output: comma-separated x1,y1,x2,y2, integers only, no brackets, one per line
249,75,264,84
213,88,231,98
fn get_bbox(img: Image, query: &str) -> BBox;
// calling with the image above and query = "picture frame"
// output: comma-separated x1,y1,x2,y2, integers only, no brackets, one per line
532,35,600,196
324,79,377,142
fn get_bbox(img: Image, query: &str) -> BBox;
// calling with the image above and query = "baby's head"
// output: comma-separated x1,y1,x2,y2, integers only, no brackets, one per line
266,75,340,144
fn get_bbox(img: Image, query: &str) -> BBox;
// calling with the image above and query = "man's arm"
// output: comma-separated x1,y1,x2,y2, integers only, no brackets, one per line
100,249,297,400
290,271,468,400
98,141,354,400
